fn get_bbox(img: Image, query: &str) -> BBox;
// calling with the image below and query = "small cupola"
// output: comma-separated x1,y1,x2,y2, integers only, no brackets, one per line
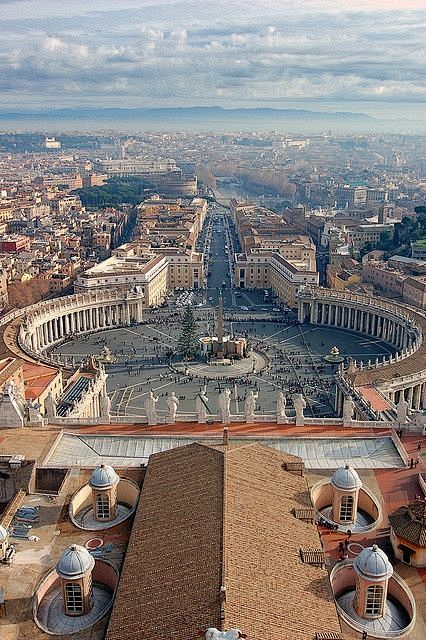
331,465,362,525
89,464,120,522
353,545,393,619
56,544,95,616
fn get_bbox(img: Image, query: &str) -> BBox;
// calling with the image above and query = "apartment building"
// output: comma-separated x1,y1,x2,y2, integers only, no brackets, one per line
151,247,204,290
74,247,169,307
234,251,318,308
362,259,426,310
137,196,207,252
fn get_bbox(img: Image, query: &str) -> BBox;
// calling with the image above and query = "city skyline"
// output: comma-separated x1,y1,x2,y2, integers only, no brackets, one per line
0,0,425,122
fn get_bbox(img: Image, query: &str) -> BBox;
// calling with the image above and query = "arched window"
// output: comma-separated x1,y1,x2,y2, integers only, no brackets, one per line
365,584,384,616
65,583,83,614
339,495,354,522
96,492,110,520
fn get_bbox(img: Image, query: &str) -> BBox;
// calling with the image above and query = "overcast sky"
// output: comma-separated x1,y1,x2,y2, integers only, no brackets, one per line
0,0,425,118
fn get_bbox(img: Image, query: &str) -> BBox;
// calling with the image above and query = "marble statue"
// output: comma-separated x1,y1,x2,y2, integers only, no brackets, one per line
218,388,232,424
276,392,287,419
292,393,306,426
100,391,112,421
205,630,247,640
342,396,355,426
26,399,44,426
166,391,179,423
196,389,209,422
44,391,56,420
244,390,258,421
396,395,410,425
145,390,159,424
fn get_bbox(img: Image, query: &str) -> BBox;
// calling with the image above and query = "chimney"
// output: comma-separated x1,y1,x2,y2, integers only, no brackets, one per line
223,427,229,446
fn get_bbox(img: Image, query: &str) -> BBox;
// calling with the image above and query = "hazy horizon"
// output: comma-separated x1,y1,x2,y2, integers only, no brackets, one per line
0,0,425,124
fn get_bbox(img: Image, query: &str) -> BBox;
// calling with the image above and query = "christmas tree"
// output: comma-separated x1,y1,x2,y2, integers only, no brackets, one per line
177,306,199,360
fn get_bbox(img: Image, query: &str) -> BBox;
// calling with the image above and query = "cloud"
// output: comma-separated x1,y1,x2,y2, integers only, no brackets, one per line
0,1,424,116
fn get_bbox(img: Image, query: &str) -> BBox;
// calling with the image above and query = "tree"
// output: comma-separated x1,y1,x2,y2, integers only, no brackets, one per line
177,306,199,360
7,278,50,308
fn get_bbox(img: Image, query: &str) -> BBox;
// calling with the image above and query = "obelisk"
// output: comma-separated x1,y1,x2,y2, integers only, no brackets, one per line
217,293,224,357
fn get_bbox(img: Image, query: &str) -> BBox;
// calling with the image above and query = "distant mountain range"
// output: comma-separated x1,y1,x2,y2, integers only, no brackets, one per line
0,105,375,121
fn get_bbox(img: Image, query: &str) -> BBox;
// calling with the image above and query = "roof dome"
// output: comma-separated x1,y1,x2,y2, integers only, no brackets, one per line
56,544,95,579
331,465,362,491
89,464,119,489
354,545,393,581
0,525,8,542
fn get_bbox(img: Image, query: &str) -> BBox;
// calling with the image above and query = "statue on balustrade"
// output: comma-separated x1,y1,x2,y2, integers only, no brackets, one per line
342,396,355,426
100,390,112,421
244,390,258,422
145,390,159,425
218,389,231,424
292,393,306,426
276,392,287,420
165,391,179,424
396,394,410,425
196,389,209,423
26,399,44,426
44,391,56,420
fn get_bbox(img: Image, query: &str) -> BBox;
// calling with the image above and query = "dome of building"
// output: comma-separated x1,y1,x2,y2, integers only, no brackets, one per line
89,464,120,489
56,544,95,579
354,544,393,581
331,465,362,491
0,525,8,542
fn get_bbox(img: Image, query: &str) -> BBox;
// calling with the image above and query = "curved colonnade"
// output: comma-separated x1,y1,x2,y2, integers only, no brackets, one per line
1,284,425,417
298,287,426,412
0,288,144,370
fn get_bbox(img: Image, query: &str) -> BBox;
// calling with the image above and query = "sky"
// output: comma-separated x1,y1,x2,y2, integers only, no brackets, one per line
0,0,425,119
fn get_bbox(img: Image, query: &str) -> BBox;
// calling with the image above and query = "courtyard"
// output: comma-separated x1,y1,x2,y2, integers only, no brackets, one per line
52,303,396,420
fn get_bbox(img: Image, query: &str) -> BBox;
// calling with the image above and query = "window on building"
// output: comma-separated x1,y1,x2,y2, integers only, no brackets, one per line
65,583,83,614
96,492,110,520
339,495,354,522
365,584,383,616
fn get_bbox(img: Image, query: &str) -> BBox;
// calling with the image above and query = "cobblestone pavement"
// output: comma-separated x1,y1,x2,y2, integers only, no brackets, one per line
53,309,396,420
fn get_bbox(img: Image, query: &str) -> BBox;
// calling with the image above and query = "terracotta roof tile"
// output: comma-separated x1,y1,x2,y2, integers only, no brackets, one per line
388,500,426,547
106,443,341,640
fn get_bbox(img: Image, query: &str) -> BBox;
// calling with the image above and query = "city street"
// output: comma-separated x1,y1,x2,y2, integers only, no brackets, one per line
51,204,397,420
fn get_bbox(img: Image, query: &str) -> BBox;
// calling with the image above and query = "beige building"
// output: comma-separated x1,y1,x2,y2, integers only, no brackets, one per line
75,246,169,307
234,251,318,308
362,261,406,298
151,247,204,290
403,276,426,310
327,258,362,290
362,260,426,310
137,196,207,252
348,223,393,251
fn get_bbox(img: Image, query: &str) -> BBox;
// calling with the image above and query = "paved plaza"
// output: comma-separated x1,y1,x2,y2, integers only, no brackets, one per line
53,305,396,420
44,432,405,469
